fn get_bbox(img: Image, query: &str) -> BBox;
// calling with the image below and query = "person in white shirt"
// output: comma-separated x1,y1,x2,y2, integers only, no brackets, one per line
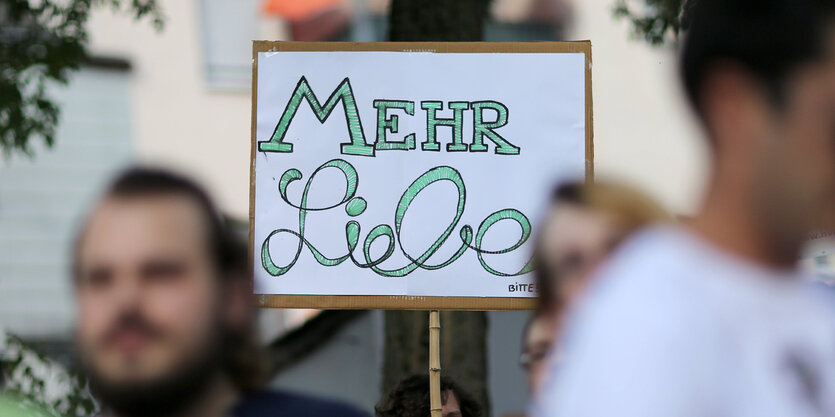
522,181,671,393
534,0,835,416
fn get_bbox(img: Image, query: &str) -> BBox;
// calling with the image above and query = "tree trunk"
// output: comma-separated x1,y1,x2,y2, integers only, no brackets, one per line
383,4,491,414
382,311,491,415
382,310,429,392
439,310,489,414
388,0,488,42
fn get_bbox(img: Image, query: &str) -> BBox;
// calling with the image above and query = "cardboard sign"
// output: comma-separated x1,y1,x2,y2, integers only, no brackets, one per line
250,42,592,310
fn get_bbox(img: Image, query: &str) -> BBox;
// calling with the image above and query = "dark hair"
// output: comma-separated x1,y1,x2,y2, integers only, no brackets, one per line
73,166,263,391
376,374,482,417
532,181,670,313
681,0,835,113
94,167,243,278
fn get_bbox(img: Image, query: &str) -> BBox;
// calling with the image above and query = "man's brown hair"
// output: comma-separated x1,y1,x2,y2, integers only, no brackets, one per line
375,374,482,417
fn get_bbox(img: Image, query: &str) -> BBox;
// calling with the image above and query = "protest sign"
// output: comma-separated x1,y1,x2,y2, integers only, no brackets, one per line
251,42,592,309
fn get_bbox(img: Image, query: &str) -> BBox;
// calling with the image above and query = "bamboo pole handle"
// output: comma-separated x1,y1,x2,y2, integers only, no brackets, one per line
429,310,442,417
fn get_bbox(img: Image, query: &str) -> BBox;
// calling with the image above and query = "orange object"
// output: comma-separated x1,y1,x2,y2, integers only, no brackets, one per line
262,0,345,21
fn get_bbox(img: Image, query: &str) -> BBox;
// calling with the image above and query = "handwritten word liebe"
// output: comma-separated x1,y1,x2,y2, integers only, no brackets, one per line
260,159,534,278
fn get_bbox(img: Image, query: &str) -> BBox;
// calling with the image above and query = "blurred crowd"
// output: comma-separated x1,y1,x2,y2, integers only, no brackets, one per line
3,0,835,416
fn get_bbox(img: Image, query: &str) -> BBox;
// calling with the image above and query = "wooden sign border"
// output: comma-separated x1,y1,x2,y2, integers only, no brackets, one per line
250,41,593,310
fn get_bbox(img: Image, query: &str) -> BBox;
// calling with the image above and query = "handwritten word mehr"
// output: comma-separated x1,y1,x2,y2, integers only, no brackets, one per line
258,77,521,157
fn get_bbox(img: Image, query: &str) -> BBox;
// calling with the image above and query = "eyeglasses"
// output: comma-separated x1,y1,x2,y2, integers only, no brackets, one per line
520,347,551,371
549,234,626,281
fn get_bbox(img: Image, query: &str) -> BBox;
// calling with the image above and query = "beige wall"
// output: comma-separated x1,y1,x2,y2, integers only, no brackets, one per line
87,0,256,220
0,69,134,337
568,0,709,215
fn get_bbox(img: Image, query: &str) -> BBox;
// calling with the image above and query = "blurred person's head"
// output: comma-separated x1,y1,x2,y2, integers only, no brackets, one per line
72,167,262,417
533,181,671,313
375,374,482,417
520,312,558,393
681,0,835,265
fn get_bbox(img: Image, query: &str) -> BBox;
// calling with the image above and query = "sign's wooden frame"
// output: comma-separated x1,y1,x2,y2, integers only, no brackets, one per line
250,41,593,310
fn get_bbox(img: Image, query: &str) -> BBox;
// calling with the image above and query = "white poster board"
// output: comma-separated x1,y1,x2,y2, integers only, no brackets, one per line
250,42,592,310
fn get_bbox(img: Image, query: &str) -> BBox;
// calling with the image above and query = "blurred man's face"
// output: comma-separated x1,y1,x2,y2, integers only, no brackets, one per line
539,203,627,304
750,29,835,255
522,314,558,393
75,195,222,398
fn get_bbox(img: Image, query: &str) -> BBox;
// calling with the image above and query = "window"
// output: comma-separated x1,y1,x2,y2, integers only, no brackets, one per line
199,0,282,90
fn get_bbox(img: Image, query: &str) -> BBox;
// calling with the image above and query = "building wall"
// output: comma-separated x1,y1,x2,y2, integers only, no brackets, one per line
0,68,134,338
269,310,385,414
487,311,530,417
86,0,271,220
567,0,708,214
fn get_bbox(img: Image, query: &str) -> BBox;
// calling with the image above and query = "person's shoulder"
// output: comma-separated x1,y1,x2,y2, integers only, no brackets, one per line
563,226,726,351
602,225,700,272
234,389,370,417
537,229,732,416
593,225,739,296
589,226,708,301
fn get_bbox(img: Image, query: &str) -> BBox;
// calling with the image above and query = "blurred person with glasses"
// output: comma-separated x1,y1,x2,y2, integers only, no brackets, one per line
521,181,671,393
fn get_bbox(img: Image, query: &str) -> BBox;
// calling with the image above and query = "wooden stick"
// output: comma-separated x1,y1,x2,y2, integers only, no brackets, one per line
429,310,442,417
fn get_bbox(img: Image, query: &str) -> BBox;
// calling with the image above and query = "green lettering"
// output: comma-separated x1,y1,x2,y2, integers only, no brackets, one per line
258,76,374,156
420,101,469,152
470,101,519,155
373,99,416,151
